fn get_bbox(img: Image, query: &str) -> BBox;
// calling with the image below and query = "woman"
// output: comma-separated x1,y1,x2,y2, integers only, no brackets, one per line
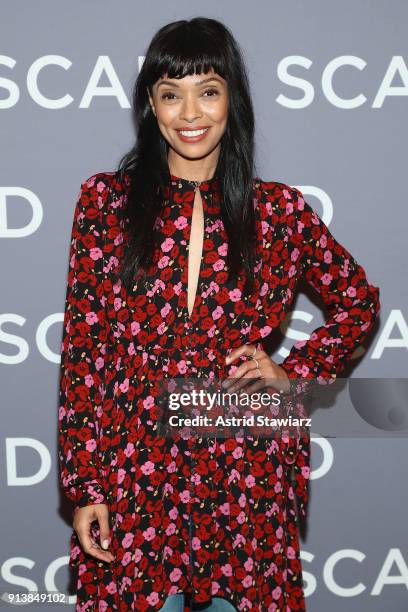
58,17,380,612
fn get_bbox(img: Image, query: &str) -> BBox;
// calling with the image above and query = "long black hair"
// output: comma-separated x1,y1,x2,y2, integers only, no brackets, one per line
116,17,258,295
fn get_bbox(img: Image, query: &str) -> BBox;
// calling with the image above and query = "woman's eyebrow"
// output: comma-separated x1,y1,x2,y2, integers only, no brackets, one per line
157,77,223,88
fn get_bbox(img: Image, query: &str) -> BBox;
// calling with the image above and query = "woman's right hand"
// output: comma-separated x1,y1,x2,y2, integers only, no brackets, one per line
73,503,115,564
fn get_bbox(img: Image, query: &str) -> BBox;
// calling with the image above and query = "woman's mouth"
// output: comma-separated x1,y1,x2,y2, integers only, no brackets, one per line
176,127,210,143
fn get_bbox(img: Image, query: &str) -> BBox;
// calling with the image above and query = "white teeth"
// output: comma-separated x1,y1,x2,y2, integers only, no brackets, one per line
179,128,209,137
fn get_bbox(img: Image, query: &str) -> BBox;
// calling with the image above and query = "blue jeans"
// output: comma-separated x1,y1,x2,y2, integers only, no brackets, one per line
161,593,237,611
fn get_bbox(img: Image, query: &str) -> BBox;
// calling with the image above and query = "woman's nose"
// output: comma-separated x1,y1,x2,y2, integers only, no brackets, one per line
180,94,202,121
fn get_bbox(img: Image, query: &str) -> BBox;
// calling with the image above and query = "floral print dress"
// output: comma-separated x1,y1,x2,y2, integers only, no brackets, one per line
58,170,380,612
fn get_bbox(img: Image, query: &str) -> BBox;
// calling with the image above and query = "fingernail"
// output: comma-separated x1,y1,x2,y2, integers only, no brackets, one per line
102,539,110,550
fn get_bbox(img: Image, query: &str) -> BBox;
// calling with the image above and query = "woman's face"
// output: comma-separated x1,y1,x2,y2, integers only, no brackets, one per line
148,68,228,169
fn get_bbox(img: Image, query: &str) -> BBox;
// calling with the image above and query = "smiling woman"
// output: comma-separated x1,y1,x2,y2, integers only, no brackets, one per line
148,71,228,167
58,15,380,612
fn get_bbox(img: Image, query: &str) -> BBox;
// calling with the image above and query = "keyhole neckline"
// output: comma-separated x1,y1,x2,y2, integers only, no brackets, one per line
169,172,220,192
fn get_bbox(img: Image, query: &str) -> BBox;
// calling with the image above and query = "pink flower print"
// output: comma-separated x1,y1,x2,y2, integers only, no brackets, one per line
272,586,282,600
169,568,182,582
311,211,320,225
295,363,310,377
124,442,135,458
114,297,122,311
143,526,156,541
218,242,228,256
229,288,242,302
275,526,283,540
260,325,273,338
84,373,94,388
334,311,349,322
245,474,255,488
119,378,129,393
237,511,246,524
180,490,191,503
321,272,333,285
141,461,155,476
158,255,170,269
286,202,294,215
244,558,254,572
122,532,134,549
211,582,221,596
228,468,240,484
167,460,176,474
221,563,233,577
213,259,224,272
294,339,307,350
297,195,305,210
117,468,126,484
286,546,296,560
107,580,118,595
238,493,247,508
166,522,176,536
282,189,291,199
143,395,155,409
175,216,188,230
212,305,224,320
297,220,305,233
147,593,160,607
320,233,327,248
95,356,104,371
220,503,230,516
161,237,175,252
347,286,357,298
134,548,142,563
232,446,243,459
95,179,105,192
85,438,96,453
261,220,269,235
192,536,201,551
301,466,310,478
288,264,296,278
157,322,167,335
85,311,98,325
324,249,332,264
191,472,201,485
89,246,103,261
177,360,188,374
161,303,172,317
131,322,141,338
242,575,253,588
291,248,300,262
233,534,246,549
121,551,132,566
260,282,268,297
273,542,281,554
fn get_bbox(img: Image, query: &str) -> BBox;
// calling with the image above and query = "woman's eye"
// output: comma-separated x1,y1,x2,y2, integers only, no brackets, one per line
161,92,176,100
203,88,219,97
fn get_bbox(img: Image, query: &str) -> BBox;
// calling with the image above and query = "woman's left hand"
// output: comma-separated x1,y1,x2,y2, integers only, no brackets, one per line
223,343,291,395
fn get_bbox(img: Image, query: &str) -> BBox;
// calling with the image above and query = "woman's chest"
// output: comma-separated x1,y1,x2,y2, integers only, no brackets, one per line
105,192,301,353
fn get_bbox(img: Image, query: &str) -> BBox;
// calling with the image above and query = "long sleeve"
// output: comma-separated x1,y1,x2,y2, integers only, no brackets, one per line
58,173,110,508
278,186,380,380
